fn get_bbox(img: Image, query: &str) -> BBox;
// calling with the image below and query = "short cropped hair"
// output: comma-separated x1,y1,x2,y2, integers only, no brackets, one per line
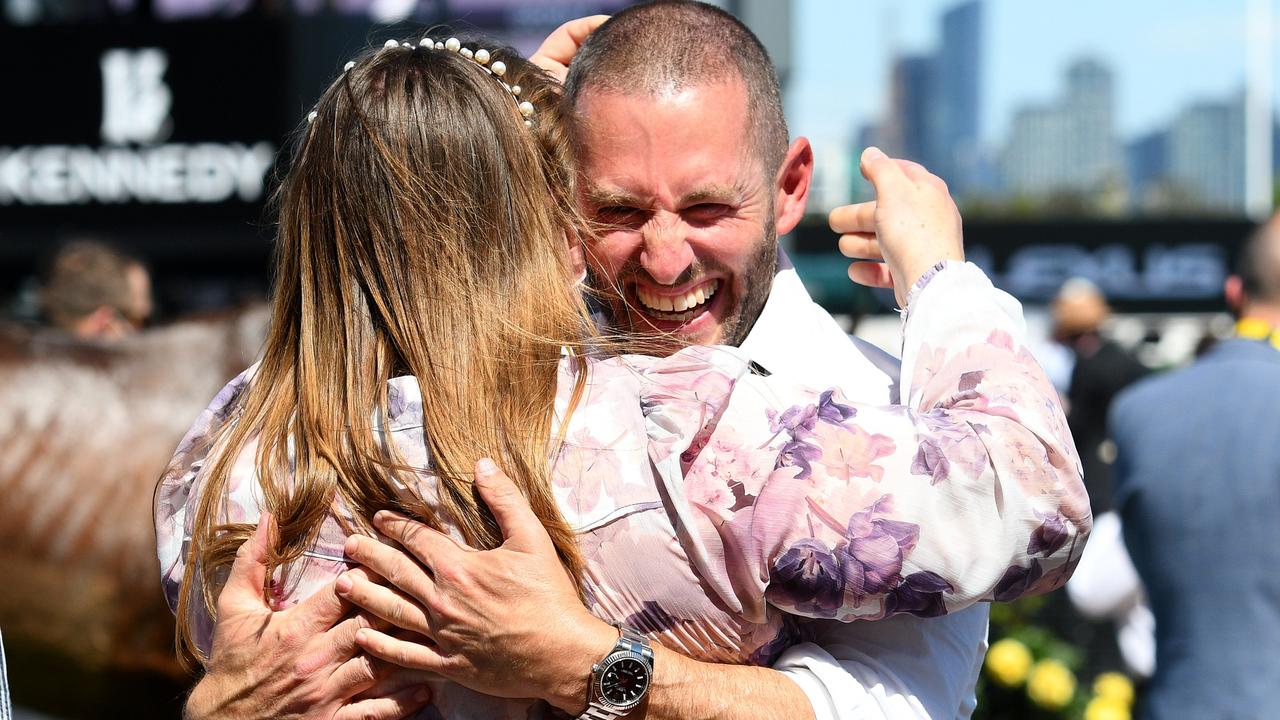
40,241,139,330
563,0,789,175
1237,219,1280,303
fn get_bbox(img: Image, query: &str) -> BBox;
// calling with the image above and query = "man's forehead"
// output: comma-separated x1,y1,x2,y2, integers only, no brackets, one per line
573,84,761,203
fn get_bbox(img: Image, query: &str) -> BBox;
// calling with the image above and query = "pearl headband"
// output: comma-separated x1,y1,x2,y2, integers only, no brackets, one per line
307,36,534,129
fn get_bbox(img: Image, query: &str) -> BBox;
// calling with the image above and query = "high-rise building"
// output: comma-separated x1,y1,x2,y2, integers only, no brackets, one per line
1001,58,1121,200
884,54,939,168
1126,129,1168,208
937,0,982,194
1003,105,1073,197
1065,59,1122,191
1168,95,1246,212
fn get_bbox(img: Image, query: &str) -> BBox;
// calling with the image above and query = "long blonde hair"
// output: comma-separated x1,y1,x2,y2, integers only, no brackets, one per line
173,37,599,664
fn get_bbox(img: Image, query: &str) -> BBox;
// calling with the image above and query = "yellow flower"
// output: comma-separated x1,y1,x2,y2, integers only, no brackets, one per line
1027,659,1077,710
1084,696,1131,720
1092,672,1135,707
985,638,1033,687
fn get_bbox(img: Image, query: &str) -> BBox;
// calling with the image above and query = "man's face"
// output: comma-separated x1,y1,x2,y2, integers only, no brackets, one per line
575,80,778,349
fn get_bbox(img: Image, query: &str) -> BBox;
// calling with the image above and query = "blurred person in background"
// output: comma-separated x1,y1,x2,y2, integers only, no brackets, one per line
161,7,1089,720
1051,277,1150,691
1052,277,1147,514
1,236,264,715
1109,215,1280,719
39,240,153,341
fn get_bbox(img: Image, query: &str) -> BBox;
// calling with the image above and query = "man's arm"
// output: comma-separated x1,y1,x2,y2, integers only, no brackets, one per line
340,460,815,720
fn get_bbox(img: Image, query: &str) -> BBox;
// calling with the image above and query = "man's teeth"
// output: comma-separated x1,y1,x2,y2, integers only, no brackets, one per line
637,280,720,316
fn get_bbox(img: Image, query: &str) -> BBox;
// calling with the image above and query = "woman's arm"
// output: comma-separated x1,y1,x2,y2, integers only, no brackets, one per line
643,261,1088,624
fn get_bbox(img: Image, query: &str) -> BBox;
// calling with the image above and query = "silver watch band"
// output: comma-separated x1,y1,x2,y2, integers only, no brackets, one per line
579,705,627,720
576,625,654,720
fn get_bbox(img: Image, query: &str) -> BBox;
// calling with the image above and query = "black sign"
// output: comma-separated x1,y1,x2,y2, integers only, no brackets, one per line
791,218,1252,313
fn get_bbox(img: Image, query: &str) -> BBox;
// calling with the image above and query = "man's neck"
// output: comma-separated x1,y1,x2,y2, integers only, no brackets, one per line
1239,303,1280,329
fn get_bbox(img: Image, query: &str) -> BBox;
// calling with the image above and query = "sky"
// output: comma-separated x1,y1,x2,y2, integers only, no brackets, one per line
786,0,1269,154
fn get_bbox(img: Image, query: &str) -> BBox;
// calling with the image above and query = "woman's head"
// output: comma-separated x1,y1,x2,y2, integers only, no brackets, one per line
174,35,595,665
282,36,585,357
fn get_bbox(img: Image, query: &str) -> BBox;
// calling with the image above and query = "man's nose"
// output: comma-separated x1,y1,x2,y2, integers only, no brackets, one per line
639,219,695,286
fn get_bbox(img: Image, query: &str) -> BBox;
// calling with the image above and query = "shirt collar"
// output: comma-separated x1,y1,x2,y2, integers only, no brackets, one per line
738,249,853,376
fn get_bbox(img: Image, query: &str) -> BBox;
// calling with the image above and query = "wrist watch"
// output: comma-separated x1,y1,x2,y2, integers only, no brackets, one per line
576,625,654,719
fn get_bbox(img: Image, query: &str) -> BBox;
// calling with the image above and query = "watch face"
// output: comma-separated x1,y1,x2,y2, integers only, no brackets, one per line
600,655,650,707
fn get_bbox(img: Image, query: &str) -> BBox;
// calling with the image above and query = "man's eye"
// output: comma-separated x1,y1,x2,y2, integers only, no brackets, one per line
684,203,731,222
595,206,644,224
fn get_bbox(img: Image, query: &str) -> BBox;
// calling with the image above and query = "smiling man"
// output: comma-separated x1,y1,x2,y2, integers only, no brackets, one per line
575,80,781,349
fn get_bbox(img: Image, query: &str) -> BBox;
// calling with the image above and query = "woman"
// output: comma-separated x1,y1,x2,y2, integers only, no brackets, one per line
156,34,1088,718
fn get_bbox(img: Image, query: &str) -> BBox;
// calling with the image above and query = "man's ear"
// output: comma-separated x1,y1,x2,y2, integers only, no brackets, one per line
1225,275,1246,315
566,231,586,280
773,137,813,237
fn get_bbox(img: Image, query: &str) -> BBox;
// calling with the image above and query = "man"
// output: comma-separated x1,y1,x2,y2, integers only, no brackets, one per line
1051,278,1147,514
1109,216,1280,719
40,240,153,340
182,4,1080,719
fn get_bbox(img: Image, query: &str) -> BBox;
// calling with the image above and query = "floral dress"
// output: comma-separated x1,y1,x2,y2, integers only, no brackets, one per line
156,263,1090,719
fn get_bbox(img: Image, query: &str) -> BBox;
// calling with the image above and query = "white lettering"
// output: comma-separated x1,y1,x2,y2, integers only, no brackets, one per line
0,143,277,205
100,48,173,145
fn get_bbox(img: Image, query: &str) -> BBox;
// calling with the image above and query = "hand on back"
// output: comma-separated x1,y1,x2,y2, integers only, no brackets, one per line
187,514,431,720
829,147,965,307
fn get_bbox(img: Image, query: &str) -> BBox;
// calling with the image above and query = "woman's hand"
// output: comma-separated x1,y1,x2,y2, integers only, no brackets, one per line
530,15,610,82
829,147,964,307
338,459,618,714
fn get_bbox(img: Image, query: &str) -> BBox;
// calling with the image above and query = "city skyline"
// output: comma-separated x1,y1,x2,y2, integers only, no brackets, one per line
787,0,1275,211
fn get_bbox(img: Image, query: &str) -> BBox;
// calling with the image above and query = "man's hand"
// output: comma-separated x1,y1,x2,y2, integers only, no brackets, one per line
185,514,431,720
830,147,964,307
530,15,610,81
338,459,618,714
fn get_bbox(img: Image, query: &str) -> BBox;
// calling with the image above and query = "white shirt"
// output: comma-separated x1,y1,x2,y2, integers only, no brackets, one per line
745,252,988,720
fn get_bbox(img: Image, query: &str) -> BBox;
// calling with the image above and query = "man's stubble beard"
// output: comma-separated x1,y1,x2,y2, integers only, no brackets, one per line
587,214,779,351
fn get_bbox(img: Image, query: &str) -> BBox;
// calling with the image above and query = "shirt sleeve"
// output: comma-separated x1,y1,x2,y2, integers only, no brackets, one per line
640,262,1091,624
154,364,259,656
772,606,989,720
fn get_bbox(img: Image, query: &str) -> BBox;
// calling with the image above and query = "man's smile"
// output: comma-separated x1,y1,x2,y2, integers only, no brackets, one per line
630,277,723,326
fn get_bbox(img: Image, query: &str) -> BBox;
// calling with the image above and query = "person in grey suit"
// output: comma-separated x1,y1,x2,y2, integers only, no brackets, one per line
1110,216,1280,720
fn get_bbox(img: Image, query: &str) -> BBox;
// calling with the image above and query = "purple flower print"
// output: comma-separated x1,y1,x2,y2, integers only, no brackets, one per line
748,618,802,666
885,571,954,618
993,560,1043,602
766,538,845,617
624,600,686,634
776,437,823,479
816,390,857,424
769,403,818,435
386,381,421,424
840,504,920,598
958,370,985,392
1028,512,1069,558
910,438,951,485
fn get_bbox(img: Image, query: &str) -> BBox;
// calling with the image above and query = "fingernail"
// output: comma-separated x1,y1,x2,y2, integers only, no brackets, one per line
344,535,360,555
335,572,352,594
476,457,497,477
862,146,886,162
414,686,431,703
